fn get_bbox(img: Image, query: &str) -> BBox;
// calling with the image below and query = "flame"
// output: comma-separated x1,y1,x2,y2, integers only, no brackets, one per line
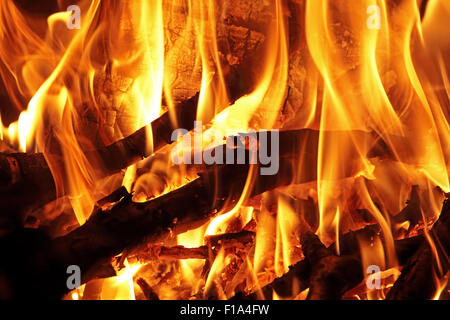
177,225,207,292
0,0,448,300
432,273,449,300
191,0,229,123
274,198,300,276
253,198,277,275
301,0,448,274
206,0,288,134
204,247,227,299
101,259,141,300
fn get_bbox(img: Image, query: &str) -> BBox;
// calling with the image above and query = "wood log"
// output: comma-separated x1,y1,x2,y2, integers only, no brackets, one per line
234,194,448,300
0,138,290,298
233,225,429,300
301,231,363,300
387,198,450,300
206,230,255,250
133,245,209,261
0,128,397,299
0,93,199,222
0,128,396,219
136,278,160,300
129,230,255,262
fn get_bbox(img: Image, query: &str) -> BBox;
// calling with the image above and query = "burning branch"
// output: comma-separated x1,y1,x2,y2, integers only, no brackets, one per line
0,94,198,214
234,196,449,300
0,128,397,298
0,127,394,217
387,198,450,300
130,231,255,262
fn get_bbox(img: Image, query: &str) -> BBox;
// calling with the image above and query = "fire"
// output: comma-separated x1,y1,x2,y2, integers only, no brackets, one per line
101,259,142,300
0,0,448,300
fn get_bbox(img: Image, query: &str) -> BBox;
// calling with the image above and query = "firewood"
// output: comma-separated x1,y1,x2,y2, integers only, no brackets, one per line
51,154,296,282
133,245,209,261
301,231,363,300
0,64,250,222
97,186,130,207
206,230,255,250
234,226,428,300
0,129,385,298
136,278,160,300
233,187,435,300
0,139,295,298
129,231,255,262
234,193,448,301
387,198,450,300
0,128,396,218
0,129,408,299
0,93,198,219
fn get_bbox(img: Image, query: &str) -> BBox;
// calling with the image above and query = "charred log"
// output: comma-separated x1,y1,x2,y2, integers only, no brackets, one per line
301,231,363,300
0,94,199,222
136,278,160,300
0,129,395,220
0,142,294,298
234,194,448,300
387,198,450,300
130,231,255,262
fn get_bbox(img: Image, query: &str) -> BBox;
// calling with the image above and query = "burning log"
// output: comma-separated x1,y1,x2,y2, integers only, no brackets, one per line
93,93,200,175
206,230,255,250
0,63,251,224
233,225,371,300
136,278,160,300
130,231,255,262
300,231,363,300
235,195,449,300
0,142,292,298
0,93,193,220
134,245,209,261
51,156,294,282
0,128,395,219
387,198,450,300
0,128,398,299
234,226,428,300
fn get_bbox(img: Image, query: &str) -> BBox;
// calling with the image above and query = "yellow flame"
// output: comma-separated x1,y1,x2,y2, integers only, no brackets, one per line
101,259,141,300
275,198,300,276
